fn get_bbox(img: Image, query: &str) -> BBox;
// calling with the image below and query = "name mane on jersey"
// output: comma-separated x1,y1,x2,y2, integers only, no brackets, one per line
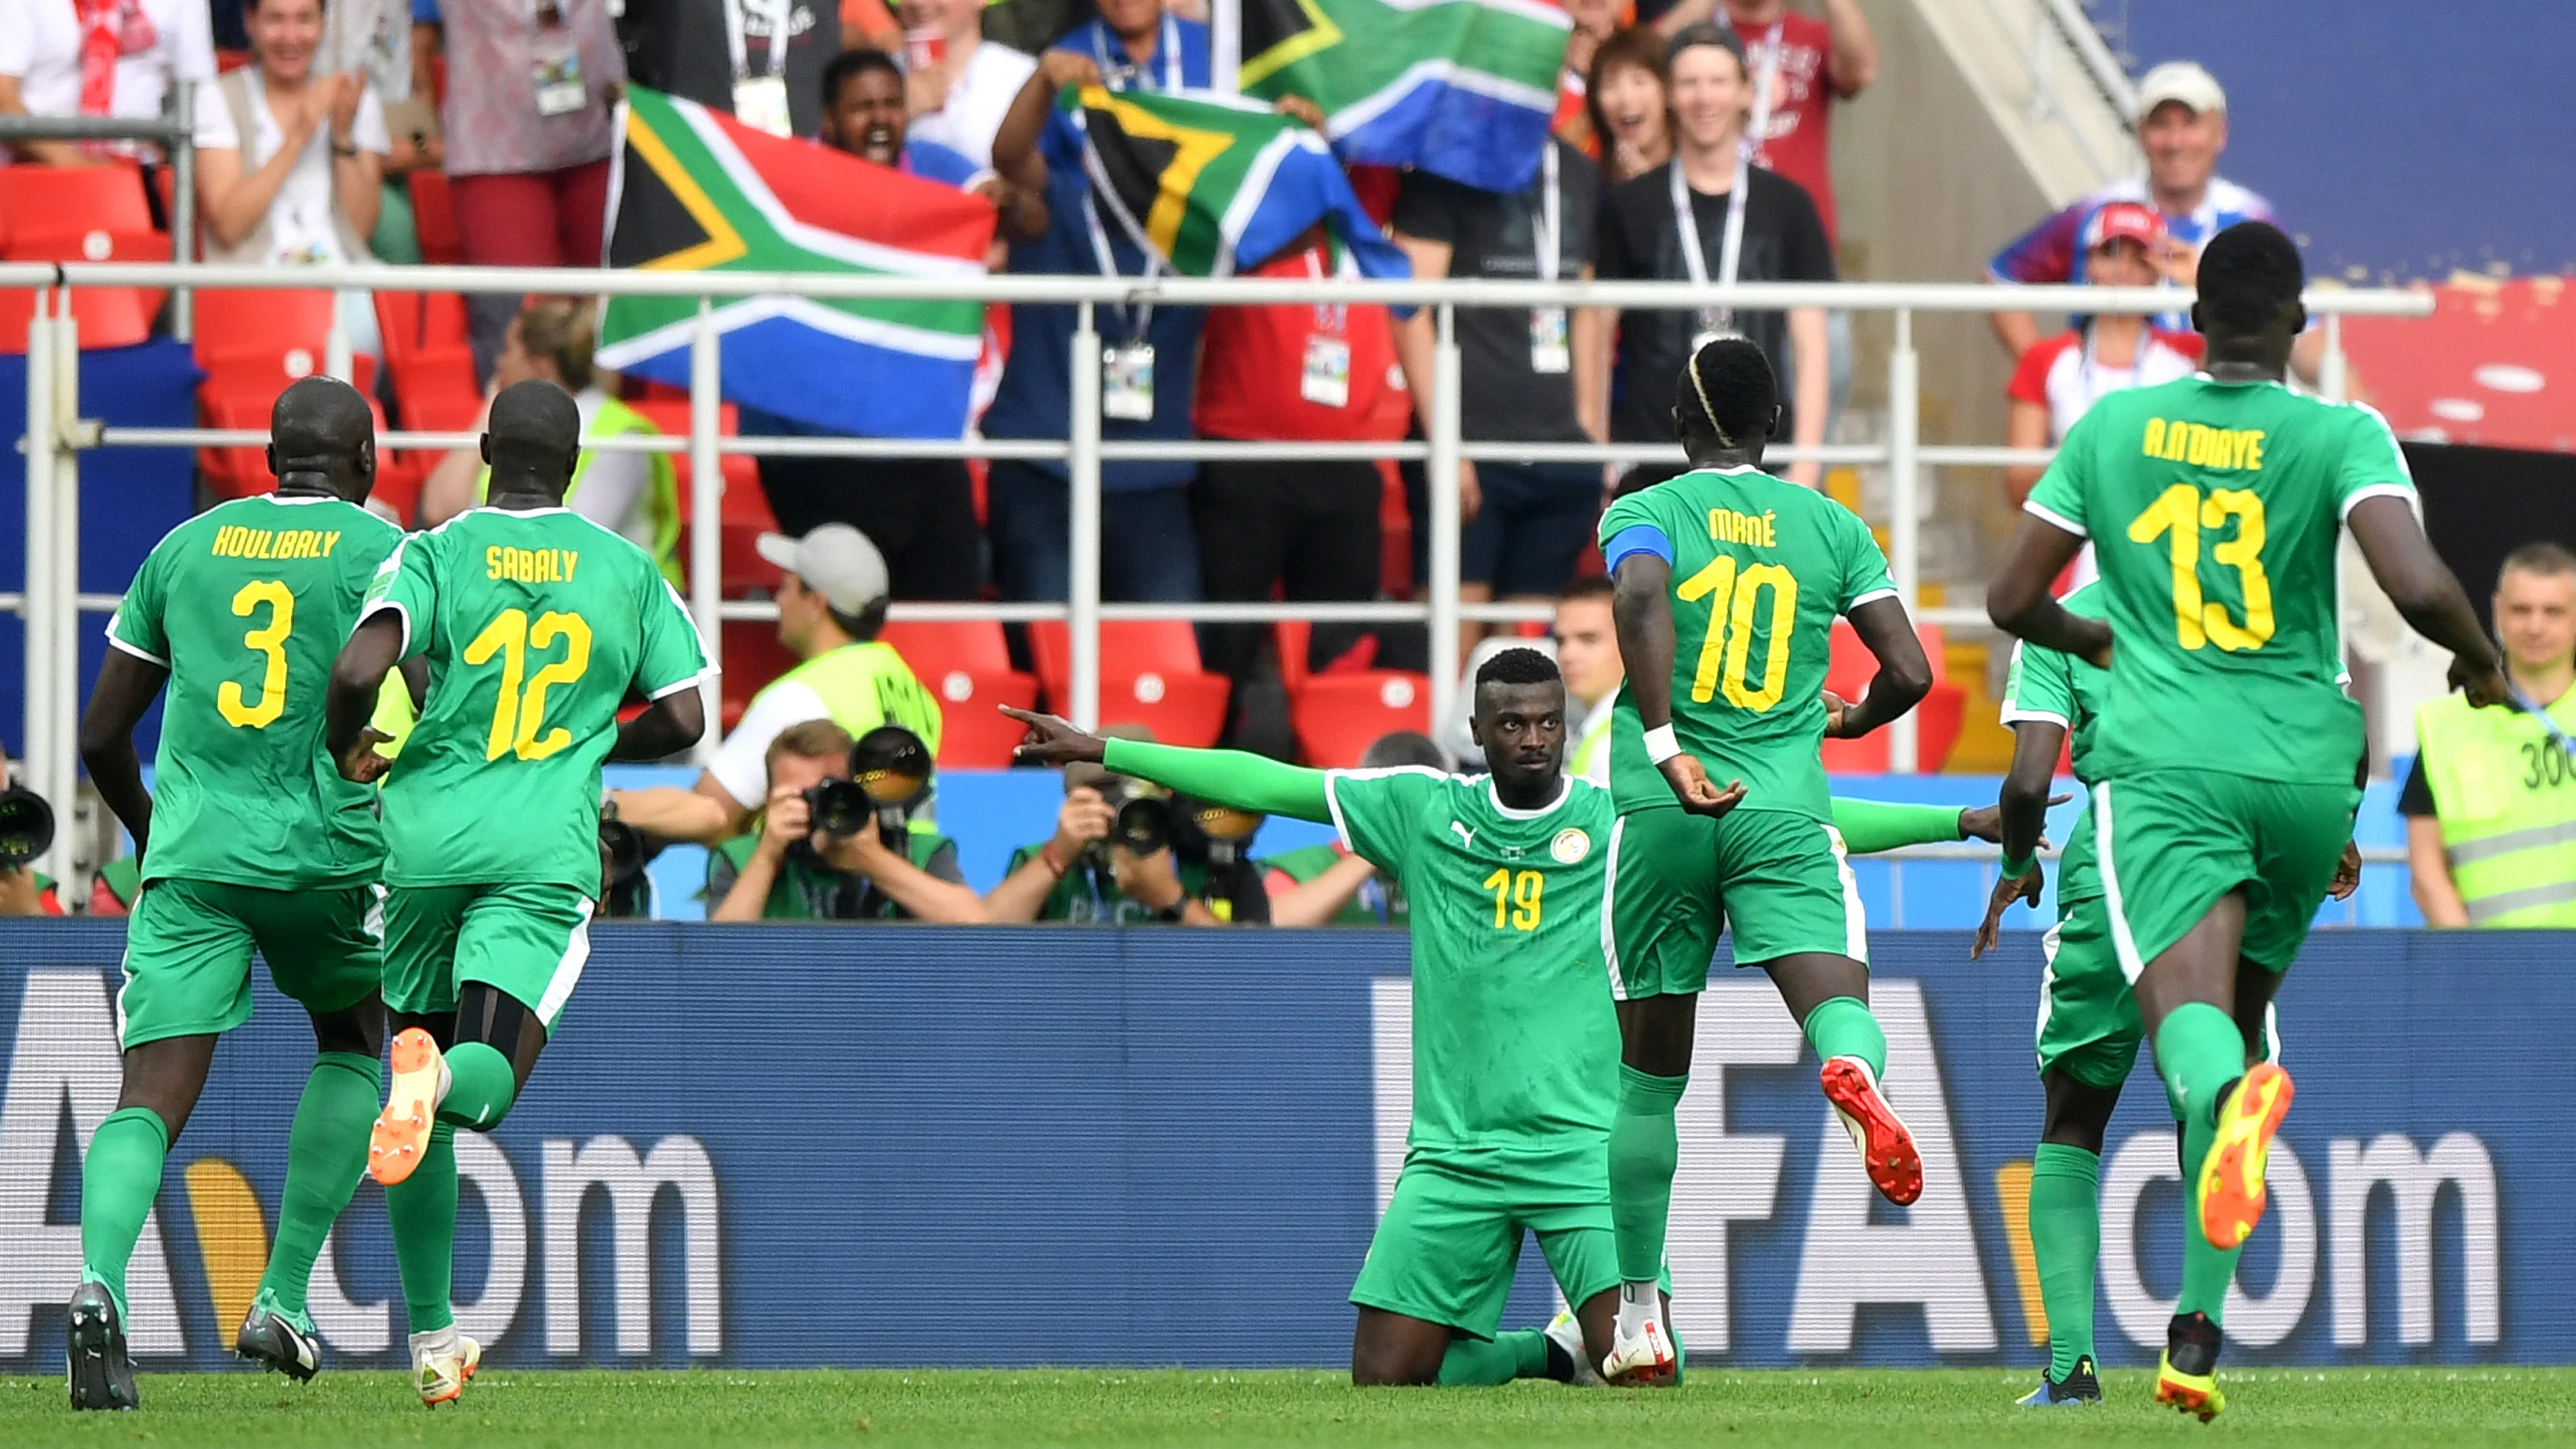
211,526,343,560
2142,418,2266,471
1708,506,1777,549
487,546,580,583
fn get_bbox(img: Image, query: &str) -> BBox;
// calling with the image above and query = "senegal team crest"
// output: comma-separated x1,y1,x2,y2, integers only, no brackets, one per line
1551,828,1589,864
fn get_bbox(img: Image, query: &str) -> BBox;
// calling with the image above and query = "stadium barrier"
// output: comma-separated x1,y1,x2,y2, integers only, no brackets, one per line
0,923,2536,1371
2,264,2432,882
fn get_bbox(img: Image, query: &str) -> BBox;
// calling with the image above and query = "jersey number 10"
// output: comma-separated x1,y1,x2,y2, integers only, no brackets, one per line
1676,557,1797,711
465,608,593,761
2128,483,2275,652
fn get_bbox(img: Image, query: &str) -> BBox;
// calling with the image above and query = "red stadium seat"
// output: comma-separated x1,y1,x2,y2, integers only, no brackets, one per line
631,398,781,597
1292,670,1431,768
194,288,338,375
4,224,170,345
1027,620,1229,746
0,164,154,249
0,282,154,353
719,621,800,734
881,618,1016,676
406,170,465,266
882,620,1041,767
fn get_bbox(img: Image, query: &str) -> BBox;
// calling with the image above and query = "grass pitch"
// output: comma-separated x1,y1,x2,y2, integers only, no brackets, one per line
4,1367,2570,1448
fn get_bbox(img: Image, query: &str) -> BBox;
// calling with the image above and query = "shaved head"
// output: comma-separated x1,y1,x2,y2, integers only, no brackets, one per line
267,375,376,502
482,379,582,501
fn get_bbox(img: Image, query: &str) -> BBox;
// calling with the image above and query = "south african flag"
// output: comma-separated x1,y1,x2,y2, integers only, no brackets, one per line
595,88,998,440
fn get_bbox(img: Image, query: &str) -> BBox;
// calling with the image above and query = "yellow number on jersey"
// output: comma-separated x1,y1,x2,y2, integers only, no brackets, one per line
216,579,294,729
1675,557,1800,711
463,608,596,761
2126,483,2275,652
1482,867,1543,931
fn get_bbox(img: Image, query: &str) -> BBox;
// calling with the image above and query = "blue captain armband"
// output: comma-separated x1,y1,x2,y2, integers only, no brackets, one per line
1603,524,1674,573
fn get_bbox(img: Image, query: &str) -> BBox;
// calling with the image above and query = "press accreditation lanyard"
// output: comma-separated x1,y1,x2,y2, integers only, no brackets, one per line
1304,244,1344,332
1080,190,1157,338
1531,142,1562,285
1671,151,1750,332
1091,14,1180,91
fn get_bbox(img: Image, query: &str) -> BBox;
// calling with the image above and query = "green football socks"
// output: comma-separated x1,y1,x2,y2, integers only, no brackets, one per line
79,1106,173,1319
2028,1143,2101,1380
1801,996,1886,1080
386,1121,459,1336
439,1041,519,1132
258,1052,384,1319
1609,1065,1688,1285
1434,1328,1552,1385
2153,1002,2243,1135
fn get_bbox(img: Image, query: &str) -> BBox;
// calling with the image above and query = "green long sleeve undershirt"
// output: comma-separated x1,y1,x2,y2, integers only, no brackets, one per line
1098,740,1965,857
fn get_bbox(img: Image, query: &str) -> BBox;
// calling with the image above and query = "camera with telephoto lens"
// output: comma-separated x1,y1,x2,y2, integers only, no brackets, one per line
1097,777,1175,858
0,786,55,868
597,798,654,918
849,724,933,851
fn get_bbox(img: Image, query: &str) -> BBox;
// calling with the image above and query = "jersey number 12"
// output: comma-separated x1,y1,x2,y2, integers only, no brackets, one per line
1676,557,1797,711
465,608,593,761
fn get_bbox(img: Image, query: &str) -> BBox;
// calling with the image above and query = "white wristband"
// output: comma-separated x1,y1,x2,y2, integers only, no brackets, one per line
1643,724,1681,764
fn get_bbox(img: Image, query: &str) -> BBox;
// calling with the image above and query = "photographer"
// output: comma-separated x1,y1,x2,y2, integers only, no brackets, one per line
707,721,987,923
985,753,1271,925
0,766,62,916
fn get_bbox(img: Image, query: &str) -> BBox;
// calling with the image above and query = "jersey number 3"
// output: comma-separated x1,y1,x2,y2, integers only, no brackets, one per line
1676,557,1797,710
2128,483,2275,652
465,609,593,761
217,579,294,729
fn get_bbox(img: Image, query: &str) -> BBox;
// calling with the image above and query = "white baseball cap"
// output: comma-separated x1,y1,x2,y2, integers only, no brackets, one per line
2136,61,2226,118
756,524,890,613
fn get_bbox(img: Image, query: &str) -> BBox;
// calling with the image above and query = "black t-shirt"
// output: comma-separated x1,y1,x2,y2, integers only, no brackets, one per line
2398,755,2434,817
1392,139,1601,445
1595,161,1836,443
628,0,841,141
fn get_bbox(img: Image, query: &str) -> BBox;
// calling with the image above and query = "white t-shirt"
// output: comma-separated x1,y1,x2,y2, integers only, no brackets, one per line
193,71,391,266
571,386,656,555
707,678,835,809
902,40,1036,171
0,0,215,157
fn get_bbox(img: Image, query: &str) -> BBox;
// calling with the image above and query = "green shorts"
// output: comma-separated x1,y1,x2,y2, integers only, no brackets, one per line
2039,892,2280,1112
2092,772,2360,978
1605,806,1864,999
382,882,596,1032
118,878,383,1050
1350,1145,1631,1340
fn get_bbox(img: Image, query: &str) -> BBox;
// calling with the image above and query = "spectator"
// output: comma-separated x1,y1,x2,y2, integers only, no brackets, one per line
2001,200,2202,591
1649,0,1874,246
1587,26,1671,186
743,49,1043,601
841,0,900,53
1191,224,1407,726
316,0,435,261
707,719,988,921
897,0,1036,169
2403,543,2576,928
1987,62,2324,379
196,0,389,360
1047,0,1208,92
0,0,212,169
1259,731,1441,926
1552,0,1622,155
609,524,944,842
1552,574,1622,784
428,0,627,379
420,300,682,583
623,0,841,140
982,54,1205,605
1594,25,1832,492
1394,132,1609,648
985,752,1260,925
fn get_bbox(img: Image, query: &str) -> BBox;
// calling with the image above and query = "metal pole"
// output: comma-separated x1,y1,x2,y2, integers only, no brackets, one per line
1886,308,1921,774
2319,312,2348,404
1066,300,1103,731
1425,302,1463,733
687,299,724,761
51,299,80,841
169,79,196,343
21,293,55,875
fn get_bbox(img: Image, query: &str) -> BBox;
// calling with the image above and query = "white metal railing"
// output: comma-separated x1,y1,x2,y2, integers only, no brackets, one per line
6,261,2431,875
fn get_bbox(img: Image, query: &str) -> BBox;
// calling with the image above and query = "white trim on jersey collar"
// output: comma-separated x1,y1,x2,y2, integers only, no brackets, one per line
1483,774,1573,821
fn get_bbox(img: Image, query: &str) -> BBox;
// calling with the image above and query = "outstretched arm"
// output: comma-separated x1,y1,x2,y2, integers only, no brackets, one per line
1971,718,2067,958
78,651,170,859
1007,707,1334,821
1829,797,1965,856
1987,515,2108,664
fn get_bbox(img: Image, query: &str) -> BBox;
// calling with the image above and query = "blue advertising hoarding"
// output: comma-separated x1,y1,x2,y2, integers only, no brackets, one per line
0,924,2537,1371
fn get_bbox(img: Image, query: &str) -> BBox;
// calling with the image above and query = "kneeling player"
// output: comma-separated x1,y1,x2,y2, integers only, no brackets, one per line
1008,652,1983,1385
324,381,711,1406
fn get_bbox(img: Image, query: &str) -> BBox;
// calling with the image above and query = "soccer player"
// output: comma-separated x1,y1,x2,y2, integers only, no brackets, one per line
1972,579,2358,1406
1005,654,1985,1387
322,379,711,1407
1593,337,1933,1384
1987,220,2505,1417
67,378,407,1409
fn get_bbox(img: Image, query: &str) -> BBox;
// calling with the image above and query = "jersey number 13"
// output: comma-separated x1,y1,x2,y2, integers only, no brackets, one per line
2128,483,2275,652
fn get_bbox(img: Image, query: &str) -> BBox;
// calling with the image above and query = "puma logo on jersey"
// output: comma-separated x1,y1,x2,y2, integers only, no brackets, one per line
1449,822,1476,850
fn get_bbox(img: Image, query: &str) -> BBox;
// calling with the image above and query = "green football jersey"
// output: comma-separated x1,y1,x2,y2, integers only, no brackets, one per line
1324,767,1619,1154
1597,464,1896,821
363,506,710,890
1997,582,2107,906
106,494,405,888
2026,378,2411,785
